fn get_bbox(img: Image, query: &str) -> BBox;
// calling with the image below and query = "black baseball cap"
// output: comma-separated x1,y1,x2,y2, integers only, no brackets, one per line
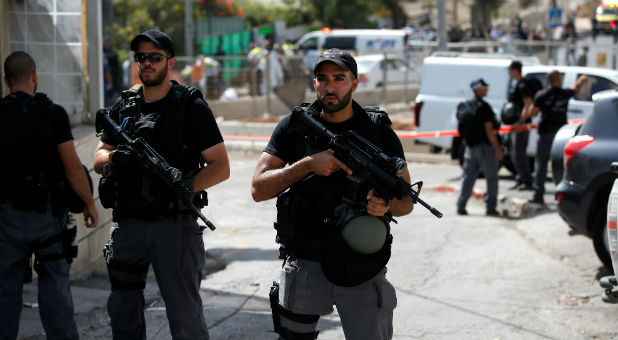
470,78,489,91
314,49,358,78
130,30,175,57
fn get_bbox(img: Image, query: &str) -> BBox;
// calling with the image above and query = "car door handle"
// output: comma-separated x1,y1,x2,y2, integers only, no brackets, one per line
568,109,583,114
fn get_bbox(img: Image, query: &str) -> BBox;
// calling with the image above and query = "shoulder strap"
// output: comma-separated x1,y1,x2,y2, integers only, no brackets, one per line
362,106,392,127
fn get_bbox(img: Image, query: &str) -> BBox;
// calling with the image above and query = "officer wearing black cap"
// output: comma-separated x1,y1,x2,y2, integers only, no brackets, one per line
0,51,98,340
456,78,502,216
93,30,230,340
252,48,414,340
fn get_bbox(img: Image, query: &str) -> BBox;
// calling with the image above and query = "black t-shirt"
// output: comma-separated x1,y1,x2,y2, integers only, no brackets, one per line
44,101,74,145
509,78,537,123
265,102,405,165
100,87,223,154
466,97,499,146
533,87,575,133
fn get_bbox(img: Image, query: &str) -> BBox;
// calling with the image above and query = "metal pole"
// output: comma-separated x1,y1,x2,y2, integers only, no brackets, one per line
381,52,387,106
266,54,271,115
185,0,194,57
438,0,447,50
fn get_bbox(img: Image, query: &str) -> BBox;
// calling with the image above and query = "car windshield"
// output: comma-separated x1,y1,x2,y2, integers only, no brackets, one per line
598,7,618,15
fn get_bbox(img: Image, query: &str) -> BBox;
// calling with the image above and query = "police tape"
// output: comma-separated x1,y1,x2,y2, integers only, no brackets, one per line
222,118,587,141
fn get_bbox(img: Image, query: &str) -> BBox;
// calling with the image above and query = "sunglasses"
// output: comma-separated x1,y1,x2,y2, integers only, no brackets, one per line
134,52,170,63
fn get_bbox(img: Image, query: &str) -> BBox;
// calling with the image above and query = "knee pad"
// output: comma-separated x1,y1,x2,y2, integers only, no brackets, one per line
106,259,148,291
269,281,319,340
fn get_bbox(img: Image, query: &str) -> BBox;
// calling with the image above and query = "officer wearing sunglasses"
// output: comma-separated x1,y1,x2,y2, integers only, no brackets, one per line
94,30,230,340
133,52,170,64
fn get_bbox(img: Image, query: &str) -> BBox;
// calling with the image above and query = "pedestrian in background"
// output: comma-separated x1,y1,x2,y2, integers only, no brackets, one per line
507,61,540,191
522,70,588,205
456,78,503,217
577,46,589,67
93,30,230,340
0,51,98,340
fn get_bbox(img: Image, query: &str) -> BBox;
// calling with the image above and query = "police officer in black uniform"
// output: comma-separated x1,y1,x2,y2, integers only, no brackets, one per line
456,78,503,216
0,51,98,340
251,49,414,340
93,30,230,340
522,70,587,205
507,61,536,190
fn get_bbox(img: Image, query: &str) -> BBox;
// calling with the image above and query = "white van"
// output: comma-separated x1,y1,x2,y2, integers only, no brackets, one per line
296,29,409,54
413,52,618,163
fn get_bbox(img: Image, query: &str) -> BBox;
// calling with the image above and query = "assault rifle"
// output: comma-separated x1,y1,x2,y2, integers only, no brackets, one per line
291,108,443,218
95,109,216,231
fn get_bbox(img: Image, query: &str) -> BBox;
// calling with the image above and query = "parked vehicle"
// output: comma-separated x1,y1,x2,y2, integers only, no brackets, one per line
413,52,618,172
600,161,618,304
355,54,419,89
592,0,618,42
296,28,409,55
553,89,618,268
549,123,581,185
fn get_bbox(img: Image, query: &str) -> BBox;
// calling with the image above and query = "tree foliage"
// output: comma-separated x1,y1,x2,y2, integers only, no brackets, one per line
474,0,506,25
107,0,412,58
109,0,187,59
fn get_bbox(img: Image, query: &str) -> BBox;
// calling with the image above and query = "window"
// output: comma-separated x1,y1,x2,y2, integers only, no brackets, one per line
575,74,618,102
300,37,319,50
526,72,564,89
324,37,356,50
6,0,84,117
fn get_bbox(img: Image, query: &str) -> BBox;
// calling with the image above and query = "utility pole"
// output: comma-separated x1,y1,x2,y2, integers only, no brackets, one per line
453,0,459,23
185,0,194,57
438,0,447,50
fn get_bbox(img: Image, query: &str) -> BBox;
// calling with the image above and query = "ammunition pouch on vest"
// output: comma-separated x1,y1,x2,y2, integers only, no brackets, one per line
275,189,332,260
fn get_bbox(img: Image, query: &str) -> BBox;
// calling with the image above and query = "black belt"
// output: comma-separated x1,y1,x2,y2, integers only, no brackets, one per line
114,210,196,223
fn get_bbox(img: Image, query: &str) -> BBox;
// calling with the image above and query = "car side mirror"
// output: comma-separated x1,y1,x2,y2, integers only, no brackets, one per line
611,161,618,174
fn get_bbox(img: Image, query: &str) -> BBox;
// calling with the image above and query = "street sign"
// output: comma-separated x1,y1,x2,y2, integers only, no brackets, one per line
549,8,562,29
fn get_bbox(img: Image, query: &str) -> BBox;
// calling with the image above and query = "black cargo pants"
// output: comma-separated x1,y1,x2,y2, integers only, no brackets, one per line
104,215,208,340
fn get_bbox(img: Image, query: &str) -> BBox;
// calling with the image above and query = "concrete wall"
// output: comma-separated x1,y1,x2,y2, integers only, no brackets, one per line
70,126,110,279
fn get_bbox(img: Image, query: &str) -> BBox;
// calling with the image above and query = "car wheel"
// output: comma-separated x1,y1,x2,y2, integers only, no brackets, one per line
592,210,613,269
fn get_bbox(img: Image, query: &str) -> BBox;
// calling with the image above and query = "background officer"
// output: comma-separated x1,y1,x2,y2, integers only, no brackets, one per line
521,70,588,205
456,78,503,216
251,49,414,340
507,61,537,191
93,30,230,340
0,51,98,340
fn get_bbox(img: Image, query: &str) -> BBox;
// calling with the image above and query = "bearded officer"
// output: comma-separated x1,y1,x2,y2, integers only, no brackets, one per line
93,30,229,340
251,49,414,340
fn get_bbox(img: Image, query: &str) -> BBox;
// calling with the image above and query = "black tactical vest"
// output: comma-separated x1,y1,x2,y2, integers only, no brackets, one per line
110,82,205,214
0,92,64,212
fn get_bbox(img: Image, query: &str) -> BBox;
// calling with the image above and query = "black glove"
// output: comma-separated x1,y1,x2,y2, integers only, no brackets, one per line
111,149,139,173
